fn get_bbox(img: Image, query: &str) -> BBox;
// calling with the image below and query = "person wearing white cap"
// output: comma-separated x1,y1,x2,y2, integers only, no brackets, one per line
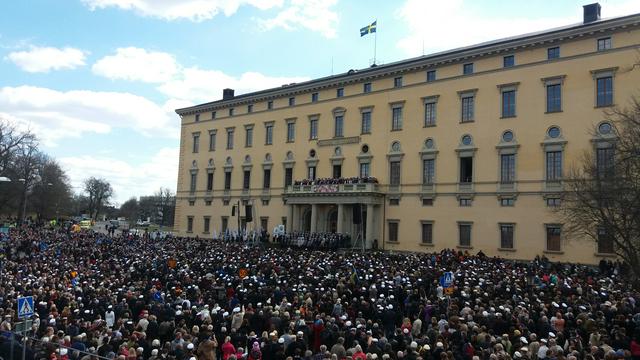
231,305,245,331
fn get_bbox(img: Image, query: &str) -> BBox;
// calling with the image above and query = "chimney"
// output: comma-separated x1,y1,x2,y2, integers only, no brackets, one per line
583,3,601,24
222,88,235,100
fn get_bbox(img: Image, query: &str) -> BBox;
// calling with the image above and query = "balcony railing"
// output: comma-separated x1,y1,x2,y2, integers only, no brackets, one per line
285,182,381,194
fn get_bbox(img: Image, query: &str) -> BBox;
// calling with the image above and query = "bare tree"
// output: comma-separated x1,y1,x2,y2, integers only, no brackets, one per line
560,98,640,287
30,157,73,220
0,119,35,176
12,137,43,221
154,187,175,227
84,177,113,221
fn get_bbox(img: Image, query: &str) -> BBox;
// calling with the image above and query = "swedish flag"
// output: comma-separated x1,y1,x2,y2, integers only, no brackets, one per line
360,21,377,37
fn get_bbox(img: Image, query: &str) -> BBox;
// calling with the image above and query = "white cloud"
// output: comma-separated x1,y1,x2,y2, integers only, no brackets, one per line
6,46,87,73
0,86,178,147
259,0,339,38
395,0,640,57
81,0,283,22
92,47,179,83
158,67,310,103
59,147,179,205
93,47,310,103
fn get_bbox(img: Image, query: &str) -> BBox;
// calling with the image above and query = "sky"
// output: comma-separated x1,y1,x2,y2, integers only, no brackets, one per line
1,0,639,205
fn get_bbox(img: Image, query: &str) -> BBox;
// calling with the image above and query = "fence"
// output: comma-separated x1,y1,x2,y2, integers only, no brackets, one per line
1,330,111,360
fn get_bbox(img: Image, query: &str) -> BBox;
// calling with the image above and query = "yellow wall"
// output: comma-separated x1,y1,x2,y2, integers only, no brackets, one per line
174,24,640,264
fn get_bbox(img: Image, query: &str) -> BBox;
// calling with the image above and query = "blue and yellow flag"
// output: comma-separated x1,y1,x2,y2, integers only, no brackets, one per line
360,21,377,37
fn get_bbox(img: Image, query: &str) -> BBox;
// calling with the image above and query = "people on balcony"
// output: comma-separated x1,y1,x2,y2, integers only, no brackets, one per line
293,176,378,186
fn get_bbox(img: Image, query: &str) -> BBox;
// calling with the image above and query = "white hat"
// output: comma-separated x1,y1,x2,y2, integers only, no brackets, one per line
520,337,528,344
187,343,194,350
60,349,68,356
152,349,159,356
278,338,285,344
436,342,444,348
233,307,241,313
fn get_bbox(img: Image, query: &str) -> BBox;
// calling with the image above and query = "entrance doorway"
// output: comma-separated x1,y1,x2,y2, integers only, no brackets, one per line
302,208,311,232
327,207,337,233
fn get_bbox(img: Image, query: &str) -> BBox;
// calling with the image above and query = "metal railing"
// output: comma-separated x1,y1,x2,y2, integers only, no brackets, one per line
1,330,111,360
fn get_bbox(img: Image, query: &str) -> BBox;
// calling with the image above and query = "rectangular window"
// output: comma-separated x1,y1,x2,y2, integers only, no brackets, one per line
392,107,403,130
422,159,435,185
597,227,614,254
393,76,403,88
390,161,401,186
309,119,318,139
311,92,319,102
500,198,515,207
596,147,615,178
421,222,433,244
337,88,344,98
209,131,216,151
226,129,234,149
460,156,473,183
205,200,212,206
463,63,474,75
461,96,474,122
596,76,613,107
334,115,344,137
546,151,562,181
500,224,514,249
206,172,213,191
597,37,611,51
389,198,400,206
265,124,273,145
243,170,251,190
424,101,436,126
546,197,561,207
547,46,560,60
284,168,293,187
245,128,253,147
503,55,515,68
500,154,515,184
361,111,371,134
229,108,234,116
388,221,399,242
459,223,471,247
332,164,342,179
267,100,273,110
192,134,200,153
263,169,271,189
221,217,228,233
222,199,229,206
203,217,210,233
307,166,316,180
502,90,516,117
247,104,253,113
212,111,217,119
546,84,562,112
363,82,372,93
546,225,562,251
287,122,295,142
224,171,232,190
459,198,472,207
426,70,436,82
288,97,295,106
422,198,434,206
190,173,197,193
260,217,269,231
195,114,200,122
188,200,195,206
187,216,194,232
359,162,370,178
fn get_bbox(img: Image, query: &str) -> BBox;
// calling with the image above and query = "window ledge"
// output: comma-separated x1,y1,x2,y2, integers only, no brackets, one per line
457,245,473,250
420,243,434,247
309,138,318,141
460,120,475,124
390,128,403,132
186,231,193,234
544,110,563,114
265,143,273,146
423,124,437,128
286,140,295,143
543,250,564,255
386,241,400,244
361,132,371,135
595,104,615,109
202,232,210,235
500,115,517,119
594,252,616,257
498,247,516,252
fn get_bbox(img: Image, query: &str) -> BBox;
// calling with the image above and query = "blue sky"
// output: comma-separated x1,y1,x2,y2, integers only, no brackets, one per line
1,0,638,204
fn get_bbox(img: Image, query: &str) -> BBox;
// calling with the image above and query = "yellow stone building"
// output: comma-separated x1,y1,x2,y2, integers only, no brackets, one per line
175,4,640,264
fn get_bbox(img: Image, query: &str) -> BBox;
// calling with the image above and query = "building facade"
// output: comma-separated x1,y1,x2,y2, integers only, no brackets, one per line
174,4,640,264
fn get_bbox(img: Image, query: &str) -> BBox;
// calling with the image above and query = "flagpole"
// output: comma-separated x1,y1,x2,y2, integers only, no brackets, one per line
373,20,377,65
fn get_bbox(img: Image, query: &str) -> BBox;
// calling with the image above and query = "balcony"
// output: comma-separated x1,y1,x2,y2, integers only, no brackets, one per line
285,182,381,194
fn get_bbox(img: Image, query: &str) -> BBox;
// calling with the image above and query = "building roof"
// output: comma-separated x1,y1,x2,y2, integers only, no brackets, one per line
176,12,640,116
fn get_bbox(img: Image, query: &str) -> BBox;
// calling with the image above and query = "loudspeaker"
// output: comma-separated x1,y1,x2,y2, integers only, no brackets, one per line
245,205,253,222
352,204,362,224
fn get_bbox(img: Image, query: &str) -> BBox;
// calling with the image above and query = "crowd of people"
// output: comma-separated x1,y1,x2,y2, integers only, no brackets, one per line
0,223,639,360
272,231,350,249
293,177,379,186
